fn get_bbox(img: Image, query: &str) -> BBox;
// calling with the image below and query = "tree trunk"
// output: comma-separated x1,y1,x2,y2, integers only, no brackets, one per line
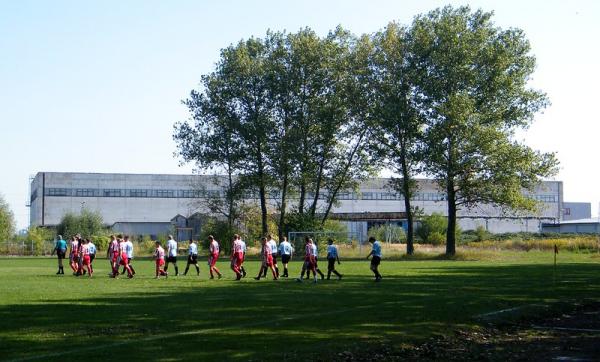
309,155,326,218
278,172,288,241
446,177,457,256
256,143,268,236
400,158,414,255
298,182,306,215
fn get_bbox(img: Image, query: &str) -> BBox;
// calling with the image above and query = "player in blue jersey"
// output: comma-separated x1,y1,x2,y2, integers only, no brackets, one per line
278,236,293,278
366,236,383,282
326,238,342,280
183,239,200,276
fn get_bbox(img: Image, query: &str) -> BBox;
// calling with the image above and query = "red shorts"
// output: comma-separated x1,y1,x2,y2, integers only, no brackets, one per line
209,253,219,267
264,254,273,267
119,253,129,265
233,252,244,268
304,256,316,269
156,259,165,267
112,252,119,263
83,255,91,265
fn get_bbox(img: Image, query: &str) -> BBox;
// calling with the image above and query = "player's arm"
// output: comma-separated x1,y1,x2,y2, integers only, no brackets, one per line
337,250,341,265
366,249,373,259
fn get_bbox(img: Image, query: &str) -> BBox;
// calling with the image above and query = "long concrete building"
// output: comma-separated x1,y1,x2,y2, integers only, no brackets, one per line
29,172,564,240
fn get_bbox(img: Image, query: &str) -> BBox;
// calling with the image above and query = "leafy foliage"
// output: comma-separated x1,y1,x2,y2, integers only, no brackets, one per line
367,224,407,243
0,193,15,242
56,210,107,240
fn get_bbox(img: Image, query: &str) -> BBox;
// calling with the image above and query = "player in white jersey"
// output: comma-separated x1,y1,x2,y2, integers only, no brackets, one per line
183,239,200,276
239,237,247,278
326,238,342,280
305,241,325,280
255,237,278,280
107,235,120,277
154,241,168,278
80,239,93,277
207,235,222,279
230,235,244,280
120,235,136,276
278,236,293,277
296,237,317,283
118,236,134,278
69,236,80,274
165,235,179,276
261,235,279,278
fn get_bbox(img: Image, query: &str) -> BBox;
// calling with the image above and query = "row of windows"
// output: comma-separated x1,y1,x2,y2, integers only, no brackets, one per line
41,187,558,203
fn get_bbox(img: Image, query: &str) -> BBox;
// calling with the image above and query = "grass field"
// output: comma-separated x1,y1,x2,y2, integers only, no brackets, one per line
1,251,599,361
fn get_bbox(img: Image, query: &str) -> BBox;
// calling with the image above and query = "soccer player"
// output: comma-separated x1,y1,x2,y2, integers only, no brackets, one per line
121,235,136,276
366,236,383,282
51,235,67,274
154,241,168,278
239,236,247,278
207,235,222,279
118,236,134,278
164,235,179,276
80,239,93,277
326,238,342,280
183,239,200,276
107,235,120,277
230,235,244,280
255,237,277,280
296,237,317,284
278,236,293,278
305,240,325,280
69,236,80,274
261,234,279,278
88,238,97,265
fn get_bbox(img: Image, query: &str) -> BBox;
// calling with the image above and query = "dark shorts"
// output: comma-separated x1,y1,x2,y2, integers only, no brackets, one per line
272,255,277,264
371,256,381,266
57,250,66,259
187,254,198,264
166,256,177,263
328,258,336,270
90,254,96,263
281,254,291,264
127,258,132,264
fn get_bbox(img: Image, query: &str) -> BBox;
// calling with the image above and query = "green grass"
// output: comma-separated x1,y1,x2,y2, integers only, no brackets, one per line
0,251,599,361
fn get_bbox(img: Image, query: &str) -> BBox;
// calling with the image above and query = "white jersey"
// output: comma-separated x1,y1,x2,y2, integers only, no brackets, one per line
268,239,278,255
125,241,134,258
233,239,244,253
188,242,198,255
279,241,293,255
240,240,247,253
210,240,219,254
167,239,177,257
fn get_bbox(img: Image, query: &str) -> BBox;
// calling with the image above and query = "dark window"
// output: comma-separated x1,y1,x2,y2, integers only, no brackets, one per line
75,188,97,197
103,189,122,197
129,189,148,197
47,188,70,196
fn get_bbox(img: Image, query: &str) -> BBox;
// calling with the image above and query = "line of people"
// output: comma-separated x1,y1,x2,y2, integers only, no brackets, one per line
54,233,383,282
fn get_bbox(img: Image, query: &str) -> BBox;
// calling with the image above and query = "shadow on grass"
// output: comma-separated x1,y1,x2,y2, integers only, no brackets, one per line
0,262,599,361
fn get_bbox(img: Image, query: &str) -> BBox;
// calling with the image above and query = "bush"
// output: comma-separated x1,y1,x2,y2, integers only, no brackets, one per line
416,213,461,245
475,225,491,242
367,224,406,243
428,231,446,246
57,210,108,239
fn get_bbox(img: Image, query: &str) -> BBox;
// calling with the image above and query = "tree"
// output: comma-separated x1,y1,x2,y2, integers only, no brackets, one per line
57,209,106,239
367,22,424,255
0,194,15,242
410,6,559,255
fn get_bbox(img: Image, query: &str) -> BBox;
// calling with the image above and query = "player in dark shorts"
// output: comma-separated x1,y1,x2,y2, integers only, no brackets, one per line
183,239,200,276
52,235,68,274
326,238,342,280
366,236,383,282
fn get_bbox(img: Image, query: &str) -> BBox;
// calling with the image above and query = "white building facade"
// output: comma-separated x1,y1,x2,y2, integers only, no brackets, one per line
29,172,563,237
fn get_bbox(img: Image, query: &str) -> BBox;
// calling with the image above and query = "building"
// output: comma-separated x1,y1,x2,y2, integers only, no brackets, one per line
29,172,564,240
562,202,592,221
541,218,600,234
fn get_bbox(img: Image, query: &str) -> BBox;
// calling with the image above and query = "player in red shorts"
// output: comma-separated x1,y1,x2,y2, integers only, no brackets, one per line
255,237,278,280
107,235,120,277
230,234,244,280
207,235,222,279
69,236,80,274
154,241,168,278
80,239,93,277
118,236,134,278
296,237,317,283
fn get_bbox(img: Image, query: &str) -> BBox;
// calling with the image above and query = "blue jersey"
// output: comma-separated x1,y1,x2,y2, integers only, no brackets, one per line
327,244,338,259
126,241,134,258
372,241,382,258
88,242,97,255
240,240,247,253
55,239,67,251
188,242,198,255
279,241,293,255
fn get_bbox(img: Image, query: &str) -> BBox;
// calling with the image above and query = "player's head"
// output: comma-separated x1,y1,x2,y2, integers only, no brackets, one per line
58,234,63,240
369,236,376,243
328,238,333,245
234,234,240,240
110,234,115,240
168,234,173,240
308,238,313,244
124,235,129,241
261,237,267,245
189,238,194,243
208,235,214,241
283,236,287,241
267,234,272,239
155,241,161,247
117,234,123,240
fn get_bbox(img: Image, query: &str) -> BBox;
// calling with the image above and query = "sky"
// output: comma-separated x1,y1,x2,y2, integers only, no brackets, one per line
1,0,599,230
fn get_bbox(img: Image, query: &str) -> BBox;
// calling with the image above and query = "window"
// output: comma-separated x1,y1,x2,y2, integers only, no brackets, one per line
129,189,148,198
47,188,70,196
154,189,175,198
103,189,122,197
75,188,97,197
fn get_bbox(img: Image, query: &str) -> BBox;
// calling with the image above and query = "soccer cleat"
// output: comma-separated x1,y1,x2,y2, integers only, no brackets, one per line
295,278,302,283
254,277,260,281
338,275,343,281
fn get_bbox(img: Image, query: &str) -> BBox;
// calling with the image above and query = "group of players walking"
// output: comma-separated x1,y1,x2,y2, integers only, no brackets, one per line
53,233,384,282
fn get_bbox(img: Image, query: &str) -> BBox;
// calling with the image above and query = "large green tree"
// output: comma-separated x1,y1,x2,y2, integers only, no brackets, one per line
366,23,424,255
0,193,16,242
410,6,558,255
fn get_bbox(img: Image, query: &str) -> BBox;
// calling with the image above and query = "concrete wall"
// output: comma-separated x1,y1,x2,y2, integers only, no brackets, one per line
30,172,563,234
562,202,592,221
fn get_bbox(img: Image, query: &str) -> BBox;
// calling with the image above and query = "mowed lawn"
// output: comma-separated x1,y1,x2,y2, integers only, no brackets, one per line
0,252,599,361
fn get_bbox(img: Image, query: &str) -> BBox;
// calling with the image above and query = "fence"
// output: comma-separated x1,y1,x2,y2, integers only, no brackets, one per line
0,241,56,256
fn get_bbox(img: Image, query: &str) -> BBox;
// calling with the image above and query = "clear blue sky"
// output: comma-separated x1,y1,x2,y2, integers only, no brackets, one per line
1,0,599,229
